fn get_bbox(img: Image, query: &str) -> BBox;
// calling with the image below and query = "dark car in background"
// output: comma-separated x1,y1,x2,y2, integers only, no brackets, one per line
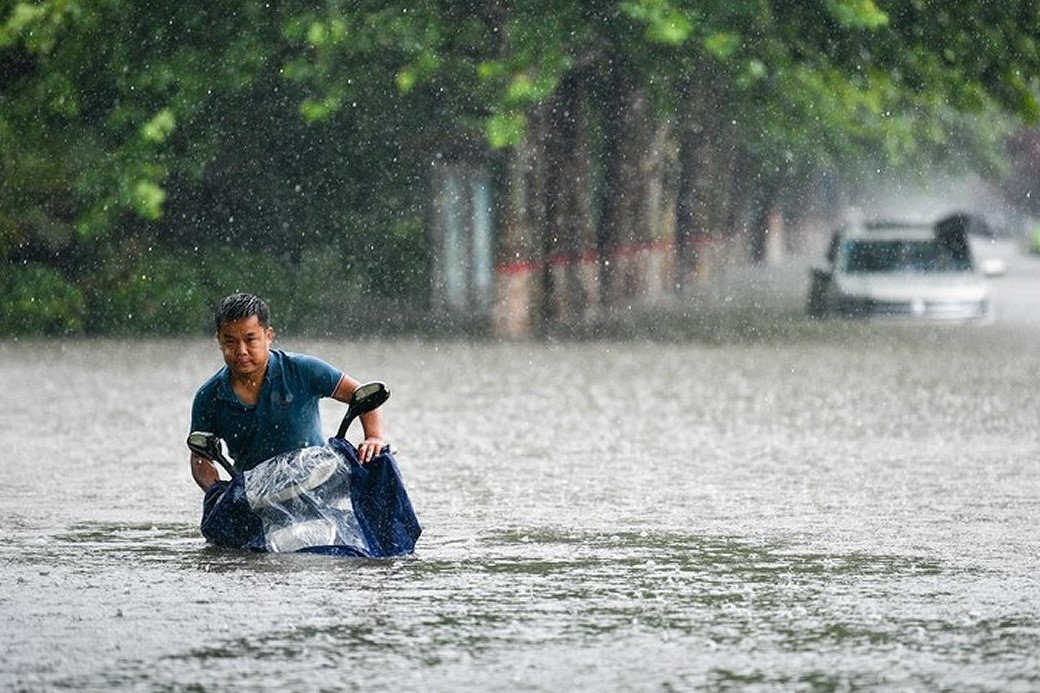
807,216,1001,322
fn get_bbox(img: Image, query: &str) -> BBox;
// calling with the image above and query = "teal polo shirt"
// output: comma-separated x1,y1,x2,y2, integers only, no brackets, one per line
190,349,343,471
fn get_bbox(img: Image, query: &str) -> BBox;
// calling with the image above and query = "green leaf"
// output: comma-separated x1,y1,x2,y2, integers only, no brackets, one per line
131,180,166,220
485,111,526,149
704,32,740,60
396,66,417,93
299,95,341,122
0,2,47,49
477,60,507,81
306,21,327,46
621,0,694,46
141,108,176,143
828,0,889,29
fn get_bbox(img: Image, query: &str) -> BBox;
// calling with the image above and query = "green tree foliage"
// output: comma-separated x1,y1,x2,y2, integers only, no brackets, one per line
282,0,1038,200
1,0,1038,335
0,262,85,335
0,0,431,335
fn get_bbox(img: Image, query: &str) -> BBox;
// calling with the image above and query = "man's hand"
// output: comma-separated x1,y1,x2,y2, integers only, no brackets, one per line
357,437,385,464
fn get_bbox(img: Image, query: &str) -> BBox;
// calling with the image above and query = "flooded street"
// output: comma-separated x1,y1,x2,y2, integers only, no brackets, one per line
3,253,1040,691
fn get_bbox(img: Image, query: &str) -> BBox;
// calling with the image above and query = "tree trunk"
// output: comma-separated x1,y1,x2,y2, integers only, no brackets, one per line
599,58,654,311
747,175,779,265
675,114,706,293
674,68,726,289
543,70,599,326
491,112,546,339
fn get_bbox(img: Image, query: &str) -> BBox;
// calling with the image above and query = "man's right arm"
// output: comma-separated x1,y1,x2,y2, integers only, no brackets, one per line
190,452,220,491
190,386,221,491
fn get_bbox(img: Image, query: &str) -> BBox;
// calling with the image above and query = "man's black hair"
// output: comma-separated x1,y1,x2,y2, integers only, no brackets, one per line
214,293,271,332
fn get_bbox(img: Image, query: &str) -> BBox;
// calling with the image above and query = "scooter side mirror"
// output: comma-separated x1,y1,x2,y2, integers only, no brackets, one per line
186,431,237,477
352,381,390,409
335,381,390,439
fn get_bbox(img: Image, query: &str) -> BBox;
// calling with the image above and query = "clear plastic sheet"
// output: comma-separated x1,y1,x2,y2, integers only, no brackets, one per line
243,445,368,554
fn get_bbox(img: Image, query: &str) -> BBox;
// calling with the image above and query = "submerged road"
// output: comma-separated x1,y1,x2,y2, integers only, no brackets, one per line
1,245,1039,691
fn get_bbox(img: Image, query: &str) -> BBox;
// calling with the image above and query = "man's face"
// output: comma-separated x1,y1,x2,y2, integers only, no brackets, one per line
217,316,274,379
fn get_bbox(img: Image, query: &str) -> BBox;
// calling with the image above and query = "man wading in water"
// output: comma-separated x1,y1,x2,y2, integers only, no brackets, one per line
189,293,385,491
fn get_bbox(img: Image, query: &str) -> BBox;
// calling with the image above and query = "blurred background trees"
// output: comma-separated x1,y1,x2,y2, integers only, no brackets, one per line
1,0,1038,337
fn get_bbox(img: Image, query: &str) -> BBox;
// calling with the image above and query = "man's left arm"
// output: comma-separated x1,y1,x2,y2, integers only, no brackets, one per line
332,374,386,463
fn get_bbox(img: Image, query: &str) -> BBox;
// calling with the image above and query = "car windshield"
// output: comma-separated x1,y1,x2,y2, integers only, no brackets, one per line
840,239,973,274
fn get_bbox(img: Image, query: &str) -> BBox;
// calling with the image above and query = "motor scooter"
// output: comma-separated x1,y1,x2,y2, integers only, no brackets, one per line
187,382,420,556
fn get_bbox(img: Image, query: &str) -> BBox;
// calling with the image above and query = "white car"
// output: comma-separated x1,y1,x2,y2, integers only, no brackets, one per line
807,219,998,322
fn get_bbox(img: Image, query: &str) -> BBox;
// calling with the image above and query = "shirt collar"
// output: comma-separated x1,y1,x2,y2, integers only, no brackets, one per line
215,348,284,403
